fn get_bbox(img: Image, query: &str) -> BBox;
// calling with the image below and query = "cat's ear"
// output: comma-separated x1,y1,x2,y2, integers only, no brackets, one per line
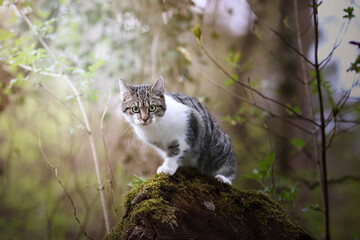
119,79,134,102
151,76,165,95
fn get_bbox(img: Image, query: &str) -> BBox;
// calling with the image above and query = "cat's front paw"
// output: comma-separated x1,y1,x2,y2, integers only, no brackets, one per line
157,165,178,176
215,175,232,185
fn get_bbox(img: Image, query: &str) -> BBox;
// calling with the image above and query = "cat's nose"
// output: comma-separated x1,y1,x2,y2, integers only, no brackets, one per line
142,116,149,123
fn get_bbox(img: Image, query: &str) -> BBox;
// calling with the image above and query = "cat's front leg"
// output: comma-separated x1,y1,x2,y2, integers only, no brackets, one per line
156,140,182,176
156,157,179,176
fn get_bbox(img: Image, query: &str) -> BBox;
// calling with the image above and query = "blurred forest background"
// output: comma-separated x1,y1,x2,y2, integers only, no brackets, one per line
0,0,359,239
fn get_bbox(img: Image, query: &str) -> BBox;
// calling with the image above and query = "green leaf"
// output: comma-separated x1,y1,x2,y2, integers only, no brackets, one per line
8,73,29,89
0,29,15,41
259,152,275,171
243,152,276,183
302,203,323,213
222,116,237,126
128,174,146,188
290,138,305,149
224,52,241,68
234,115,245,124
224,74,238,87
285,103,302,115
257,152,275,178
279,186,298,203
288,186,298,201
88,59,106,72
347,55,360,73
242,169,263,183
86,90,100,102
224,78,235,87
191,25,202,47
233,52,241,64
343,7,355,20
191,25,201,39
308,1,323,11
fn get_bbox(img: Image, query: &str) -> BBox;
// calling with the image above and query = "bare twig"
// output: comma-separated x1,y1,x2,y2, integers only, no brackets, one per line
299,175,360,190
14,6,57,61
311,1,330,239
325,76,358,127
294,0,322,216
200,46,319,127
319,21,351,68
247,1,315,67
38,82,85,125
39,133,95,240
14,5,111,233
101,91,120,220
199,70,313,135
247,79,276,198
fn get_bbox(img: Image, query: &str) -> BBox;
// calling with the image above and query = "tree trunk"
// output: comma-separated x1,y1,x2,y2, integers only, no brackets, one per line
104,167,313,240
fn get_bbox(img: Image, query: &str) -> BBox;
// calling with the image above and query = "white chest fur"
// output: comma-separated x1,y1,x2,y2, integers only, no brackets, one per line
133,94,190,151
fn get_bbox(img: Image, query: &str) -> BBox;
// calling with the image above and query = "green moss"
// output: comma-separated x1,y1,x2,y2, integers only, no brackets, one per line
105,167,311,240
105,173,178,240
135,198,177,228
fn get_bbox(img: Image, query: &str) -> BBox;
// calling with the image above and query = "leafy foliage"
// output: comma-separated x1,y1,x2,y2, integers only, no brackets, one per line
191,25,202,47
242,152,275,184
347,54,360,73
128,174,146,188
343,7,355,20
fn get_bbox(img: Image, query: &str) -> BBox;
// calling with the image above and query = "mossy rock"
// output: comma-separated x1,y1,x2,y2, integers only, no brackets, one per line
104,167,313,240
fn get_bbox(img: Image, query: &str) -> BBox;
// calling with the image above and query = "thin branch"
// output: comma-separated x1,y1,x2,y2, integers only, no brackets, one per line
201,46,319,127
247,1,315,67
312,1,330,239
19,64,62,77
326,118,338,150
39,133,95,240
101,91,120,220
319,21,351,68
325,76,358,126
199,69,313,134
248,79,276,198
38,82,85,126
14,6,57,61
299,175,360,190
14,4,111,233
294,0,322,209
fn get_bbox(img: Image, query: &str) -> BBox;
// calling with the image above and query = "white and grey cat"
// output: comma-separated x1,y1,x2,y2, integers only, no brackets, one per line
119,77,236,184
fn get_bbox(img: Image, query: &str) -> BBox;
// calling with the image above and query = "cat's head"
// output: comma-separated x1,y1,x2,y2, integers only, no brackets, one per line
119,77,166,126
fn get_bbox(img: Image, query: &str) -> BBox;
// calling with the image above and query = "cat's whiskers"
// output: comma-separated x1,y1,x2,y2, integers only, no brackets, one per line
123,124,135,138
153,123,162,139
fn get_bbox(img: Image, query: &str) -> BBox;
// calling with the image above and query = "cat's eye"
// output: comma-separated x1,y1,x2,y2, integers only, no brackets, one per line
132,106,140,113
149,105,157,112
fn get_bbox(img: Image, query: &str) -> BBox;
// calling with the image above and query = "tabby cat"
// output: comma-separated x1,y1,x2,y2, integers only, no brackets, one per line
119,77,236,184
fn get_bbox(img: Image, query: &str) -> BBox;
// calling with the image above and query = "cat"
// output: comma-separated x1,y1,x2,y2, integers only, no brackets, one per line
119,76,236,185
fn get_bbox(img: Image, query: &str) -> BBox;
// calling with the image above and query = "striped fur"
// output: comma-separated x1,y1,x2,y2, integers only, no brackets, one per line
119,77,236,184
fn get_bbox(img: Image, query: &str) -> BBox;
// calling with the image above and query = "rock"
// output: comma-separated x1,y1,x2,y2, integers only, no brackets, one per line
104,167,313,240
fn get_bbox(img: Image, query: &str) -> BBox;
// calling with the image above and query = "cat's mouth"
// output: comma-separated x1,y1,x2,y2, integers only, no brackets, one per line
138,120,152,126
